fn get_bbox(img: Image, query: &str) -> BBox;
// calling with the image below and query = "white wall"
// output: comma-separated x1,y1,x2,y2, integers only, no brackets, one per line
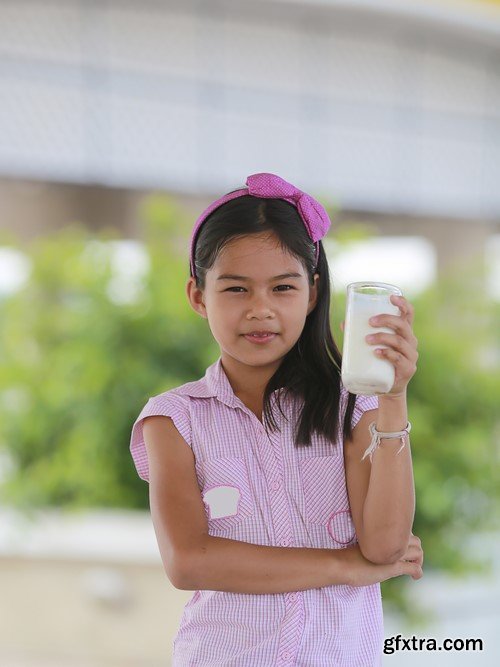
0,0,499,219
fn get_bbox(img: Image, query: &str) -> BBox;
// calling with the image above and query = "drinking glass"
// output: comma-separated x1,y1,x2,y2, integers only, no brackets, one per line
341,281,403,395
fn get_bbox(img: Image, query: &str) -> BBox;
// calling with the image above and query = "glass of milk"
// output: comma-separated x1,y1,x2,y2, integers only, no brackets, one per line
341,281,403,395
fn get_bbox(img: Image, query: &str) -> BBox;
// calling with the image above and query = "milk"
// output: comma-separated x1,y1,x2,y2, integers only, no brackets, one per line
341,283,402,395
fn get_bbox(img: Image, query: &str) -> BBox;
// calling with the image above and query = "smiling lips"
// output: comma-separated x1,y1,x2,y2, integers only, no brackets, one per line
243,332,278,344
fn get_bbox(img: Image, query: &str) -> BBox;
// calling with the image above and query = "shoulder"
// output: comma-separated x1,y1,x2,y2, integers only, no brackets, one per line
135,369,213,426
130,388,193,483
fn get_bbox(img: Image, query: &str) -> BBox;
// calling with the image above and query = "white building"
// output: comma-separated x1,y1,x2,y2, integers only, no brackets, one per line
0,0,499,279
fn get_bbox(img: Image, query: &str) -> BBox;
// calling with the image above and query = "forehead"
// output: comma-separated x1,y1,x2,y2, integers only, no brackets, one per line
214,234,301,271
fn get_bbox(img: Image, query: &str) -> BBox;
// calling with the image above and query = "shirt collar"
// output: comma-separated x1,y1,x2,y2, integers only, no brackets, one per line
175,356,282,410
206,356,240,409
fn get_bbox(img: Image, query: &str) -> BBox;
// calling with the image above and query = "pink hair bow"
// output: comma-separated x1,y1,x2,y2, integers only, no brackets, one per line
189,172,332,278
245,173,331,244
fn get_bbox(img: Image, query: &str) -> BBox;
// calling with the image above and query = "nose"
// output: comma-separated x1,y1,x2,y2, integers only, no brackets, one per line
246,293,275,318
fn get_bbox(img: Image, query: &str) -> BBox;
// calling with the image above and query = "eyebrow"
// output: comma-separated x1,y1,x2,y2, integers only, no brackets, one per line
216,272,303,282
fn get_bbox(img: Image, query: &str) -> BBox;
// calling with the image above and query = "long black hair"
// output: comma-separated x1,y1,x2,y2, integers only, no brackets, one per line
191,194,357,448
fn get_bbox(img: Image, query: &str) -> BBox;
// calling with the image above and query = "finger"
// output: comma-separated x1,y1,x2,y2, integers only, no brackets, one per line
374,345,417,373
370,315,416,342
403,547,423,566
401,543,421,560
407,541,423,567
401,547,423,566
390,294,414,326
397,559,423,580
401,539,424,565
370,334,417,361
405,535,422,554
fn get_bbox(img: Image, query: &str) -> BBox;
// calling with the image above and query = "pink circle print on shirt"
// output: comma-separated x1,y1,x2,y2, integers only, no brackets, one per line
299,455,356,547
327,509,356,545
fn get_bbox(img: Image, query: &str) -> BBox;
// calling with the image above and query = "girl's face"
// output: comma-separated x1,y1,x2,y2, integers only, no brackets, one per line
187,233,319,371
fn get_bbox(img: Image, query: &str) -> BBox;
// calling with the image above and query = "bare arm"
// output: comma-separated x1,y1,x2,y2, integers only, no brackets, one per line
182,533,421,593
143,415,420,594
344,397,415,564
186,538,343,593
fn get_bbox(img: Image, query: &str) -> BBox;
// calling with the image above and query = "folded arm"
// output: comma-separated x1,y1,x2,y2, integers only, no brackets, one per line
344,395,415,564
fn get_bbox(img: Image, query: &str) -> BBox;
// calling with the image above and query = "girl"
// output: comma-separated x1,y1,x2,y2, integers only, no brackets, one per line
130,172,423,666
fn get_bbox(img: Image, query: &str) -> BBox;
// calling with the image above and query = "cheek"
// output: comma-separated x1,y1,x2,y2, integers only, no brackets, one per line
210,303,239,328
289,299,309,319
209,297,231,315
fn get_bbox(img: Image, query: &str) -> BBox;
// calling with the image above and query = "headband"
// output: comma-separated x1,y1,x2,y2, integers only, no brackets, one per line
189,172,332,279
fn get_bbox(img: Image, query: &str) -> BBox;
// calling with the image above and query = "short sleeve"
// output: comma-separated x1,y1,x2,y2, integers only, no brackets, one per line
351,393,379,430
129,392,192,483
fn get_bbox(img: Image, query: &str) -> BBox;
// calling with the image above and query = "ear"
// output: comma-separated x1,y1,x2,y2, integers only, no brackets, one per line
307,273,320,315
186,276,208,319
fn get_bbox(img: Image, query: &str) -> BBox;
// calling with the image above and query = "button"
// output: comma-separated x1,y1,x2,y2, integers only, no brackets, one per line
281,651,292,661
280,538,290,547
271,480,281,491
288,593,297,602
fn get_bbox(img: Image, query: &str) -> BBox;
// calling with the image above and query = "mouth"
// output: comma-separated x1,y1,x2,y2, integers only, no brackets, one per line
242,332,278,344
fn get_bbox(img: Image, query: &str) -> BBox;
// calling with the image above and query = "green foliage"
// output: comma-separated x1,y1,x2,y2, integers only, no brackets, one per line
0,198,499,623
401,259,499,623
332,235,500,625
0,195,218,512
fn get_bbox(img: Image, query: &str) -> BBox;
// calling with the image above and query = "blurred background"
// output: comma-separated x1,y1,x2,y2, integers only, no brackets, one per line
0,0,499,665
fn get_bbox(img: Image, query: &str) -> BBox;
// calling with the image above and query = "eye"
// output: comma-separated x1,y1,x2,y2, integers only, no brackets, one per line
224,285,295,293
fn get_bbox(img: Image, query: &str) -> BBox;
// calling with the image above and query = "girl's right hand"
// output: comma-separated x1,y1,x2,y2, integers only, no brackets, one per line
342,533,424,587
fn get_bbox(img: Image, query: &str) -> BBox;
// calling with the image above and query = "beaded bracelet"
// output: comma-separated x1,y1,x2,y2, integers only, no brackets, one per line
361,421,412,463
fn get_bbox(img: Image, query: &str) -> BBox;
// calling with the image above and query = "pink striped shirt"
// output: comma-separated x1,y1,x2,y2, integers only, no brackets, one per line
130,356,383,666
